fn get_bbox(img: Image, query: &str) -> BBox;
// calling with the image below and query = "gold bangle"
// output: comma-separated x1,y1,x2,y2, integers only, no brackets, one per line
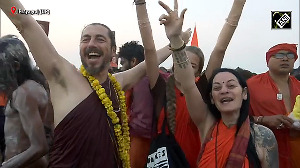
168,42,186,52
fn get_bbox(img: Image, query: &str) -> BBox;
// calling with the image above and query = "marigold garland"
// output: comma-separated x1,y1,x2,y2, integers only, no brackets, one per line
80,65,130,168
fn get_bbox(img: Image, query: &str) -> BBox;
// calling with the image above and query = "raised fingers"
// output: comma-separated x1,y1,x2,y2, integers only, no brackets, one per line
159,1,172,14
181,28,192,44
179,8,187,20
184,28,192,35
174,0,178,11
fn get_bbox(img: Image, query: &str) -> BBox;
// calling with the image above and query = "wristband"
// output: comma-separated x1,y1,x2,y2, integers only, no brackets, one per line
168,42,186,52
134,0,146,5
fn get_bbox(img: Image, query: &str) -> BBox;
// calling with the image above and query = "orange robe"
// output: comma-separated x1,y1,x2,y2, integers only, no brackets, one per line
0,92,7,107
247,71,300,168
199,121,249,168
157,86,201,168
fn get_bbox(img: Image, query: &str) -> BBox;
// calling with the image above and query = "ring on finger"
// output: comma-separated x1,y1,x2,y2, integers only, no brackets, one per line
279,122,283,127
277,122,284,129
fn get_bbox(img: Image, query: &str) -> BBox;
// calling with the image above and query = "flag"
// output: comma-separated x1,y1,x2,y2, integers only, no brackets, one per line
191,25,198,47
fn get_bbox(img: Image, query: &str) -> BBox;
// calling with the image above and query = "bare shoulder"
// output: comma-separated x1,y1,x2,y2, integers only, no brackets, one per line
251,123,279,168
14,80,48,107
49,65,94,126
22,80,47,97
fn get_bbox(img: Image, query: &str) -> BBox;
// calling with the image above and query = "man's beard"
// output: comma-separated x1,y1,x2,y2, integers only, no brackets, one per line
82,61,109,76
81,47,110,76
81,56,110,76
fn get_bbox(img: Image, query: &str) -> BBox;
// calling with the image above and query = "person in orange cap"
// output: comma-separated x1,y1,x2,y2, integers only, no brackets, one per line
248,43,300,168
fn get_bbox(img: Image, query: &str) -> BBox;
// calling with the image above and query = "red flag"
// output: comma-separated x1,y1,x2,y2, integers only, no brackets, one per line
191,25,198,47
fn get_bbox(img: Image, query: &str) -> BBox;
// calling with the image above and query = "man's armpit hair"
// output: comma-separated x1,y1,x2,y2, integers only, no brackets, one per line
52,66,67,89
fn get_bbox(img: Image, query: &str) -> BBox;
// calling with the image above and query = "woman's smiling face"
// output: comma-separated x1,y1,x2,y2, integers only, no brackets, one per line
210,72,247,114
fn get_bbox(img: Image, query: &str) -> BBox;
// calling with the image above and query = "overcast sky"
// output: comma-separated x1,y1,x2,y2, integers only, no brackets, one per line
1,0,299,73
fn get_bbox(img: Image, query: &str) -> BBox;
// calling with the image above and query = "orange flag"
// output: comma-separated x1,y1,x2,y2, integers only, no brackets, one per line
191,25,198,47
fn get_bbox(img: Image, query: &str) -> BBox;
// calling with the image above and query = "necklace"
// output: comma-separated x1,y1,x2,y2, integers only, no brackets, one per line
108,79,121,113
80,65,130,168
215,121,219,168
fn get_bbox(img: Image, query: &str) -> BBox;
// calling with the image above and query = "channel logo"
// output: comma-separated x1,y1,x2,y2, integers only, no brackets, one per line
272,11,292,29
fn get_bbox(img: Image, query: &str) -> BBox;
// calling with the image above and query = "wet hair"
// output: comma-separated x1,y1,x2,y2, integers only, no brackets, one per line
206,68,261,168
0,57,17,94
82,23,116,49
118,41,145,64
167,46,205,134
0,35,48,96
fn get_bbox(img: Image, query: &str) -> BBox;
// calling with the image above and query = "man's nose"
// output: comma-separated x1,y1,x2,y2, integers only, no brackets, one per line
88,38,97,47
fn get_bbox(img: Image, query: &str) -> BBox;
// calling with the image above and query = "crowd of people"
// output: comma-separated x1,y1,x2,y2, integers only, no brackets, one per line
0,0,299,167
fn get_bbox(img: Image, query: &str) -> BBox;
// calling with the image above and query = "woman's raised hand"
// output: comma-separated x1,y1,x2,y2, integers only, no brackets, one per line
158,0,187,47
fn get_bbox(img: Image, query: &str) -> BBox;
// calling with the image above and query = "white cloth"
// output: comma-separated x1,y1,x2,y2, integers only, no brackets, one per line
288,112,300,130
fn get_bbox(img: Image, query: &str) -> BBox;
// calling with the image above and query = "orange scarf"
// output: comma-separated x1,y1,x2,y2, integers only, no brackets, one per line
198,118,250,168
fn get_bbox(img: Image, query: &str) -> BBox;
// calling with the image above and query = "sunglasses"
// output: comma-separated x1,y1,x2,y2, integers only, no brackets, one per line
272,53,295,59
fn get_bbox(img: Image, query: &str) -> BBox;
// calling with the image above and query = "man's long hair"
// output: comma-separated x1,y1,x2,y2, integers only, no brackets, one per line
0,35,47,96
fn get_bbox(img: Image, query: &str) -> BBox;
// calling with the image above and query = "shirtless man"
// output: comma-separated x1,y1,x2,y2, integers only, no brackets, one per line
0,36,51,168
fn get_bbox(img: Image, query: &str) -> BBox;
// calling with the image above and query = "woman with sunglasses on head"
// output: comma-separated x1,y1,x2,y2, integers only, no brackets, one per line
158,0,279,167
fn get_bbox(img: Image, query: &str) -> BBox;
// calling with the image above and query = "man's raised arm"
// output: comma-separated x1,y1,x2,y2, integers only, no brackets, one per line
0,0,67,80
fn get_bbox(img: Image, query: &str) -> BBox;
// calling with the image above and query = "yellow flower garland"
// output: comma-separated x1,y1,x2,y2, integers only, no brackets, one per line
80,65,130,168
